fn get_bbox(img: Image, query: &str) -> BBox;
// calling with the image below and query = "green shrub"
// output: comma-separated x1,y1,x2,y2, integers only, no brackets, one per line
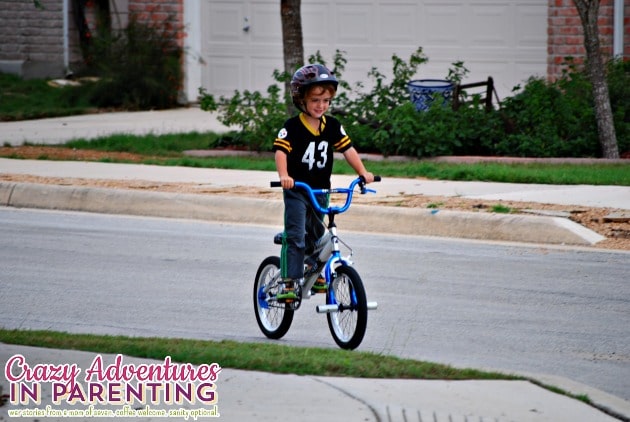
84,14,183,110
199,70,288,151
497,77,596,157
606,58,630,155
333,47,429,152
340,47,428,123
364,57,503,158
497,57,629,158
198,49,628,158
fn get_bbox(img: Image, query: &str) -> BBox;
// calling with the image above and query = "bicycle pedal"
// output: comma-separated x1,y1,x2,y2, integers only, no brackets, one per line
277,281,302,303
311,277,327,292
276,291,298,302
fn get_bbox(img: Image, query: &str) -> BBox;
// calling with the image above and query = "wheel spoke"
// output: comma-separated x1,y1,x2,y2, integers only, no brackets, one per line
253,256,294,340
326,266,367,350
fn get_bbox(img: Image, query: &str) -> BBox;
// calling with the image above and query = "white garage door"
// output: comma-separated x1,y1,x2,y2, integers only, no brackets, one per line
184,0,547,102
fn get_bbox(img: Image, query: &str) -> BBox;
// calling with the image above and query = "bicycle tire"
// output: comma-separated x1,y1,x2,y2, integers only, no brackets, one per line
326,265,368,350
253,256,294,339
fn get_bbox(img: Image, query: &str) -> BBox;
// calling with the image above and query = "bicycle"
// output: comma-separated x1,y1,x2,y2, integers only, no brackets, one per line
253,176,380,350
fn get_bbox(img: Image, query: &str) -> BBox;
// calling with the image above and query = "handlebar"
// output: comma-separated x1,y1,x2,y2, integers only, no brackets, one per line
270,176,381,215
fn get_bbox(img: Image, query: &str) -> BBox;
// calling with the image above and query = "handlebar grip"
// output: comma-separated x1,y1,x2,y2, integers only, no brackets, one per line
360,175,381,183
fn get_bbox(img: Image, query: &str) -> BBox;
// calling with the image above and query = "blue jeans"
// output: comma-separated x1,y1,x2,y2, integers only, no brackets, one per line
280,189,327,280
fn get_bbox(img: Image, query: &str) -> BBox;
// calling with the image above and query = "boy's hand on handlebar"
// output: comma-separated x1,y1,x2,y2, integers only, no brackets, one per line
279,175,294,189
361,172,375,183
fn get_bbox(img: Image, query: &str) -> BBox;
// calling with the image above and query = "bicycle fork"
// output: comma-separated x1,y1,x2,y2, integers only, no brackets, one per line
314,226,378,314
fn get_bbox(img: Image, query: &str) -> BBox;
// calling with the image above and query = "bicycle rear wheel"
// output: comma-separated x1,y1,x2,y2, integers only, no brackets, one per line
253,256,294,339
326,265,368,350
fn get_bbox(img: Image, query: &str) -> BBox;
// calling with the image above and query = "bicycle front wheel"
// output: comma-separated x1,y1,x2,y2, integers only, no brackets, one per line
253,256,294,339
326,265,368,350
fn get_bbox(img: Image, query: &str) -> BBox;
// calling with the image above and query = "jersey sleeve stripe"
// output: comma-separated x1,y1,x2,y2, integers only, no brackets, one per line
334,136,351,151
274,138,292,153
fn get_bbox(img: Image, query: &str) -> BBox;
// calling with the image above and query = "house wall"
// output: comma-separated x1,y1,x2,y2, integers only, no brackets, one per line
0,0,75,78
0,0,135,79
185,0,630,101
0,0,627,89
548,0,630,81
187,1,551,102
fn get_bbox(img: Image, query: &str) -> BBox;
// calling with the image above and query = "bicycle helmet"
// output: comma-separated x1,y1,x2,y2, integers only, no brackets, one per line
290,64,338,113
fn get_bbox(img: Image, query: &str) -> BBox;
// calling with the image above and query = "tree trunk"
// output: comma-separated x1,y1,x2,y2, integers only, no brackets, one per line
280,0,304,115
573,0,619,158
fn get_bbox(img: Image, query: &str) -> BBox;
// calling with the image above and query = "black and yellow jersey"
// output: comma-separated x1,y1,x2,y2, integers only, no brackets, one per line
273,113,352,189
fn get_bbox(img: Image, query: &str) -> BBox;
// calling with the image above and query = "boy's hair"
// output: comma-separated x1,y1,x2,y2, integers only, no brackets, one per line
304,83,337,99
290,64,338,113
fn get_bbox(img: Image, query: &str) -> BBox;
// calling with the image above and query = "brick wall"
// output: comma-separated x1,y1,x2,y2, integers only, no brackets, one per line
128,0,185,47
0,0,185,79
0,0,85,78
548,0,630,81
0,0,63,62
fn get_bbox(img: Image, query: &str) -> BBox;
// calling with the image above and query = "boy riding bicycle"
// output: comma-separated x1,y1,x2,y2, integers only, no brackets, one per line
273,63,375,302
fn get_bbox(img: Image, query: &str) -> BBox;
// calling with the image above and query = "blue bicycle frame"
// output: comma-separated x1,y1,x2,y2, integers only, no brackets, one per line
290,177,378,216
256,176,380,349
271,176,380,309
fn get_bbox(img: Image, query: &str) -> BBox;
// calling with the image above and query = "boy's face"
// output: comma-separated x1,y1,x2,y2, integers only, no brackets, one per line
304,86,334,119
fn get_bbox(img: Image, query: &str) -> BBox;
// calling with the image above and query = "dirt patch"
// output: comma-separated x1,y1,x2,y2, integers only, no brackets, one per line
0,146,147,162
1,146,628,251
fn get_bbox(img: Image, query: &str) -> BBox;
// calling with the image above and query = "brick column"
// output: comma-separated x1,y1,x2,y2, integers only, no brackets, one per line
548,0,628,82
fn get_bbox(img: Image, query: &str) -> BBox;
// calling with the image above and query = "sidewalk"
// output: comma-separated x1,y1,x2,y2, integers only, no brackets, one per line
1,108,630,422
2,344,628,422
0,108,227,145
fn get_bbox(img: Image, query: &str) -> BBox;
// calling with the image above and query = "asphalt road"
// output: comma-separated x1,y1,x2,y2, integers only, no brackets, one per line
1,207,629,402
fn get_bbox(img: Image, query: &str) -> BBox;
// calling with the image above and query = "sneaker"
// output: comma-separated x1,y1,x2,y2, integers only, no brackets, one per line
312,276,327,292
277,280,298,302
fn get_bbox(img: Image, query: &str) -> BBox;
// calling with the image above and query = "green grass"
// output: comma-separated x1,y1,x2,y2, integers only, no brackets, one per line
63,132,224,156
10,133,626,186
0,328,594,406
491,204,512,213
0,328,511,381
0,73,97,121
335,160,630,186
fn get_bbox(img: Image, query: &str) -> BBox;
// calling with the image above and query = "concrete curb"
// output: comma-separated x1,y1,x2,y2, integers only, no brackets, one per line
0,182,606,246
